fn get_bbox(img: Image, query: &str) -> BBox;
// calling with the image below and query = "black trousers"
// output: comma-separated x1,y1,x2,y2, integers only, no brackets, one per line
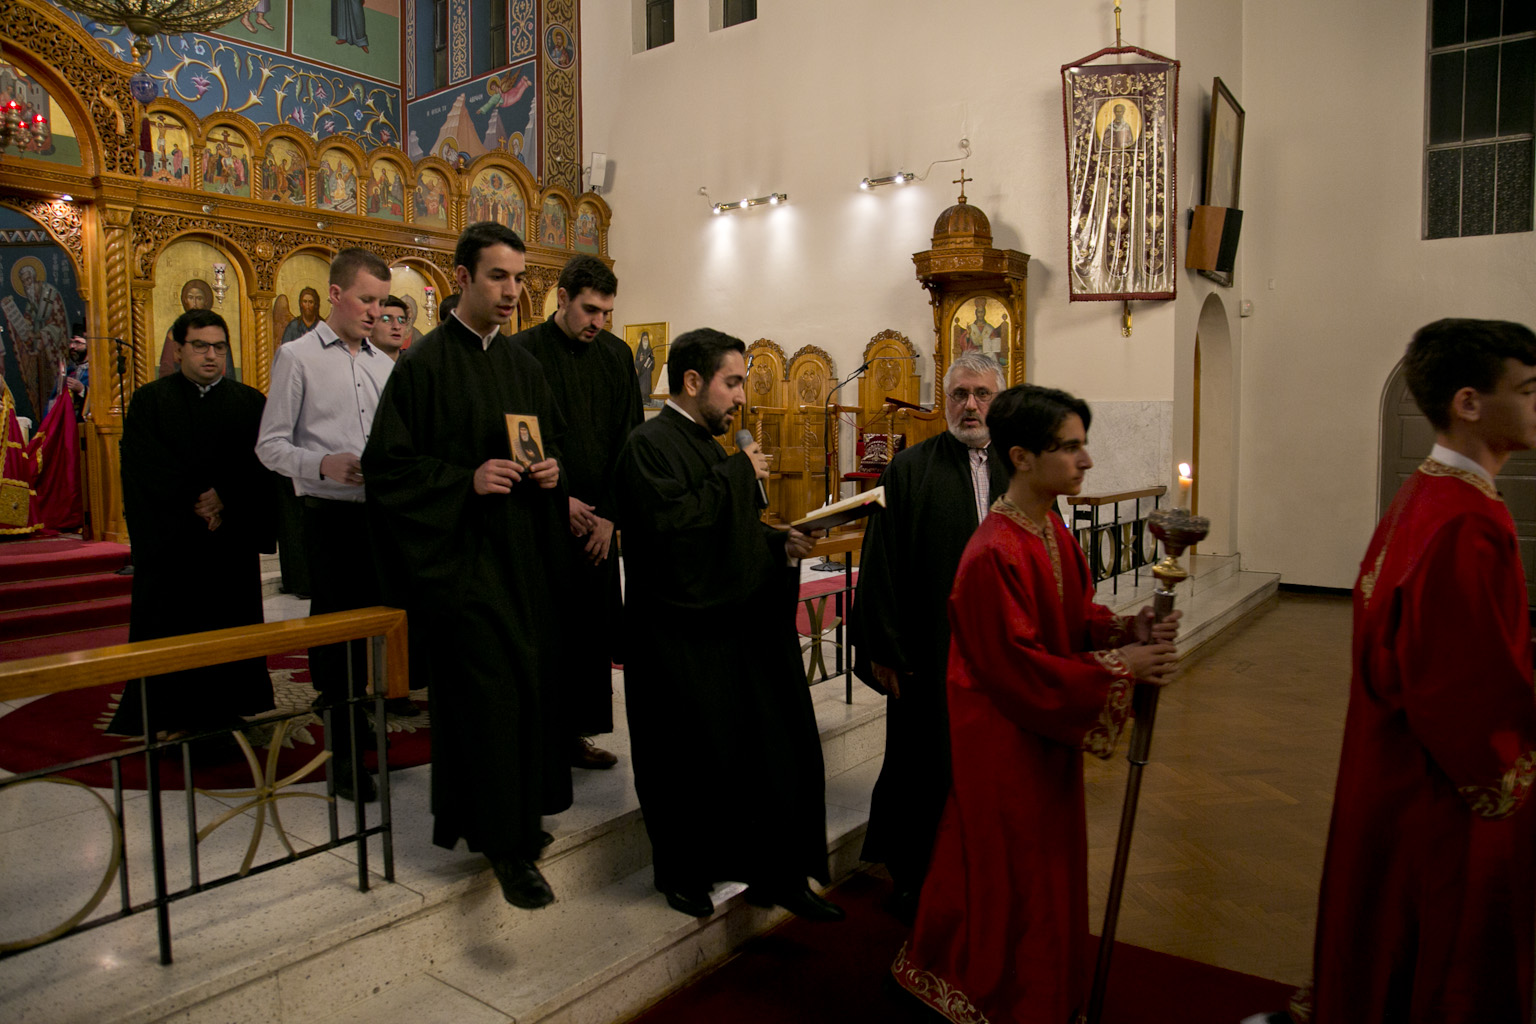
301,498,383,751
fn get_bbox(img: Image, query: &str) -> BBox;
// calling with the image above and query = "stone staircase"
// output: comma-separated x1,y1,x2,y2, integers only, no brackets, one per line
0,674,887,1024
1095,551,1279,657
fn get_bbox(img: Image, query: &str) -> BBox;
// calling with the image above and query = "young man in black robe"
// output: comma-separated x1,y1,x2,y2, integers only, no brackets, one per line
851,351,1009,920
362,222,572,910
512,254,642,772
613,327,844,923
108,309,274,738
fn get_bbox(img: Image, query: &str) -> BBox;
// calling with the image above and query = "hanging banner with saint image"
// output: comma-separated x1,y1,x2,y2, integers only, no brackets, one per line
1061,48,1179,301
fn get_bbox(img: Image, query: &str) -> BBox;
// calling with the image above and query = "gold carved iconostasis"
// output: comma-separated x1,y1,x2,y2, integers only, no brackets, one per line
0,0,612,544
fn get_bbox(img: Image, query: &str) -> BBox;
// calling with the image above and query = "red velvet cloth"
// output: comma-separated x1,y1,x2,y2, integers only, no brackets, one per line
895,505,1134,1024
1307,463,1536,1023
29,388,82,532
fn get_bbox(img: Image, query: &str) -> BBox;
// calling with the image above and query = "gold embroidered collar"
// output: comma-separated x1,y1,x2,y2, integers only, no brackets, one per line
1421,458,1500,501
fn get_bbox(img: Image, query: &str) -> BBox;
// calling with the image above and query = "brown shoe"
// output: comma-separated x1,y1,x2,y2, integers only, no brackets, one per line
572,736,618,770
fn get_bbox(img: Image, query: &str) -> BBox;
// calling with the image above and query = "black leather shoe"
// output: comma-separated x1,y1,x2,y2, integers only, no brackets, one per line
540,830,555,850
746,885,846,922
662,888,714,918
491,858,555,909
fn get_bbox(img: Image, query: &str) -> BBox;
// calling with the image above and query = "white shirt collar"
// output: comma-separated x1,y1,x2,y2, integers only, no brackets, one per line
665,398,698,425
316,318,376,355
194,376,222,396
1429,443,1495,487
452,310,502,351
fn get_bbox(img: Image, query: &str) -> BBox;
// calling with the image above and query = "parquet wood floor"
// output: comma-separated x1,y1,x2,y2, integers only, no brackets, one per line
1084,589,1353,988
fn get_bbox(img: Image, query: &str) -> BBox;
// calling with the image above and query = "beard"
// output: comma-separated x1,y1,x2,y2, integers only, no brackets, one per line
948,421,989,447
700,404,735,436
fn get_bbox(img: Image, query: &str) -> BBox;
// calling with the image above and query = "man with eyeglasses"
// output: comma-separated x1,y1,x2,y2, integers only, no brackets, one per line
371,295,410,361
107,308,277,740
852,350,1011,921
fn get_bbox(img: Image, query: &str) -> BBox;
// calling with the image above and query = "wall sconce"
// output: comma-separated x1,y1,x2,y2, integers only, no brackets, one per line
211,262,228,305
711,193,788,214
412,235,430,245
860,172,914,190
315,220,329,230
423,285,436,326
201,204,214,214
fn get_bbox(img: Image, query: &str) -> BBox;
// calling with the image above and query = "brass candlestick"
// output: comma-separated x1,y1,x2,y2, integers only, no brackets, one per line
1082,506,1210,1024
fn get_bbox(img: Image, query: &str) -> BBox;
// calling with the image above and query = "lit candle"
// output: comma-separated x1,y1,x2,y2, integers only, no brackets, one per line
1177,462,1193,510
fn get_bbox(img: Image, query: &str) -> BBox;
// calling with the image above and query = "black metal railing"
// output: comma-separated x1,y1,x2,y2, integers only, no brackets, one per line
0,608,409,965
1067,486,1169,592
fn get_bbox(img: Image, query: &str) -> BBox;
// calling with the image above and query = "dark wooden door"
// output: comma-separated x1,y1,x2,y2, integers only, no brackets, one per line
1381,364,1536,606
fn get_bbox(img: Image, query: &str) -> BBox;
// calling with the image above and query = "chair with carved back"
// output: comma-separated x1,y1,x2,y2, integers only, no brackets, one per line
848,330,936,488
723,339,788,520
783,345,837,525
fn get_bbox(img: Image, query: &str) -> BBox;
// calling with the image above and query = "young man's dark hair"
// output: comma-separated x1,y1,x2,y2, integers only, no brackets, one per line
667,328,745,395
171,307,230,345
556,254,617,299
438,293,460,319
1404,318,1536,430
382,294,409,314
986,384,1094,474
454,221,526,277
329,247,392,290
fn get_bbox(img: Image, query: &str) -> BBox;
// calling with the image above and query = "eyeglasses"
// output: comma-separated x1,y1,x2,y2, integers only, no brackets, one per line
184,341,229,355
947,388,995,405
378,314,405,324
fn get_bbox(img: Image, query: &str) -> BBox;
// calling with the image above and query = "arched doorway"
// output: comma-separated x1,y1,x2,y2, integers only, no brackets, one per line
1194,293,1236,553
1379,360,1536,606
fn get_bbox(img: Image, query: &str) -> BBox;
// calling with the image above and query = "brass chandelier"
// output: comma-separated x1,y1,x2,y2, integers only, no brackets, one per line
56,0,265,64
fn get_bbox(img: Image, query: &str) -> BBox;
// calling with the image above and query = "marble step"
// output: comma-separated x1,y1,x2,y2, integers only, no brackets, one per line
1098,552,1278,659
0,674,886,1024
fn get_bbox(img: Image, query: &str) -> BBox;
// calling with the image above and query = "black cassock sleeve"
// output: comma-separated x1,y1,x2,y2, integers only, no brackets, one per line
852,456,912,688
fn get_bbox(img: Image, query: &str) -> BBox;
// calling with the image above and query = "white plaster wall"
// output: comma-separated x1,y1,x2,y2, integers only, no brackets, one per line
580,0,1182,445
1240,0,1536,586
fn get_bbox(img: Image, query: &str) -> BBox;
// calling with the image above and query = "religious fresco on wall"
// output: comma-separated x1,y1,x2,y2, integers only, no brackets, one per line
139,112,193,185
467,169,526,236
0,59,82,166
290,0,402,85
200,128,253,197
408,0,536,100
366,159,406,220
405,61,537,176
544,24,575,70
274,252,331,348
573,206,599,254
318,151,361,214
262,137,309,204
0,209,87,425
413,169,450,227
538,197,567,248
61,8,402,151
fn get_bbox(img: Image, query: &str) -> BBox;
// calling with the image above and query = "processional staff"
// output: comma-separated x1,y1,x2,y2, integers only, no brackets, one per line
1079,501,1210,1024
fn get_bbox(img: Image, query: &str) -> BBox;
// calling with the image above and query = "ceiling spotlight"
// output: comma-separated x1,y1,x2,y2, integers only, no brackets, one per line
860,171,915,190
711,192,789,213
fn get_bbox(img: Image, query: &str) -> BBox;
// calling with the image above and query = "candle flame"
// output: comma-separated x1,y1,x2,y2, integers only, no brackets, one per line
1178,462,1192,480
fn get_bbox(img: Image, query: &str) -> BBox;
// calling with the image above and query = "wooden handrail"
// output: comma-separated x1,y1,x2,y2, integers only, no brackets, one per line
1066,485,1168,506
0,608,409,703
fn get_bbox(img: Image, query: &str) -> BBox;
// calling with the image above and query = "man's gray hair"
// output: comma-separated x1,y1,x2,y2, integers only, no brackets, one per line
943,352,1005,393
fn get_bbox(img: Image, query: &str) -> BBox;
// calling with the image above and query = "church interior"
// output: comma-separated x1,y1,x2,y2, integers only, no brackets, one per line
1,0,1534,1020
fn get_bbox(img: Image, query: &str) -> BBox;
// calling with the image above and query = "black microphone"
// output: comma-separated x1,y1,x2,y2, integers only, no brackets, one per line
735,428,770,508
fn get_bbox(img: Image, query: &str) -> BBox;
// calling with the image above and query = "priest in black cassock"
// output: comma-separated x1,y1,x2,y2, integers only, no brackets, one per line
613,327,844,923
852,351,1009,920
511,254,642,772
362,222,572,910
108,309,275,738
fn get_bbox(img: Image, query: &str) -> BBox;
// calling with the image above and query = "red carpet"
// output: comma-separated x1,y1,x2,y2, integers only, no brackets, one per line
0,535,132,658
797,571,856,636
0,652,432,789
630,871,1295,1024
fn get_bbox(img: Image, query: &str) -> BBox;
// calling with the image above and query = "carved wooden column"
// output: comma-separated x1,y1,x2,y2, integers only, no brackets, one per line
249,292,273,394
99,203,135,413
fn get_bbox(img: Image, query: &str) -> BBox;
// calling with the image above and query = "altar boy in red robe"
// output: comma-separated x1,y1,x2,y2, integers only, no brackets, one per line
892,384,1180,1024
1299,319,1536,1024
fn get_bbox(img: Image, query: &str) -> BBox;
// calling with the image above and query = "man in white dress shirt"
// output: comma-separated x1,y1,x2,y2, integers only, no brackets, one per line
256,247,394,802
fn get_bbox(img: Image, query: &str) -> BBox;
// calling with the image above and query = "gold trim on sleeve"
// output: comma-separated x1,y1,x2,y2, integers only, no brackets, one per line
1083,655,1134,759
1421,458,1500,501
1457,750,1536,820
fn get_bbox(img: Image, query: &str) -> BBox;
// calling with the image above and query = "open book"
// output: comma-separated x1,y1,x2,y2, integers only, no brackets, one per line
792,486,886,530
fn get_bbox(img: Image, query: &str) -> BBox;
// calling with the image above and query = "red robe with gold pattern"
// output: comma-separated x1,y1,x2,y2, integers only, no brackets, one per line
1303,460,1536,1024
894,499,1135,1024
